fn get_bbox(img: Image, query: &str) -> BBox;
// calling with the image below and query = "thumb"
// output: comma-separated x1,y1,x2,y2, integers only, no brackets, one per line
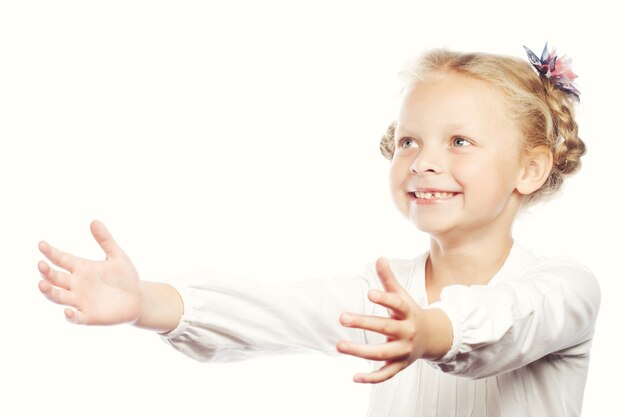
375,257,403,294
90,220,125,259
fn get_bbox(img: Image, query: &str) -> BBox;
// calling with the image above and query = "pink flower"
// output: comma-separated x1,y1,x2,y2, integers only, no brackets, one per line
524,44,580,101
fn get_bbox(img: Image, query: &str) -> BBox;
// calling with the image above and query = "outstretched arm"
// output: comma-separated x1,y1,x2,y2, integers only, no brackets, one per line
38,220,183,332
338,255,600,382
336,257,452,384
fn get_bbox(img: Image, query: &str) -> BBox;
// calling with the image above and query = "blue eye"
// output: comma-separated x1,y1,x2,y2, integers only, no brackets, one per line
399,137,418,148
452,137,470,147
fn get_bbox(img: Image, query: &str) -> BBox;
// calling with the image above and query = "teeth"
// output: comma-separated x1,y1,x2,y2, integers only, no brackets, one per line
414,191,454,199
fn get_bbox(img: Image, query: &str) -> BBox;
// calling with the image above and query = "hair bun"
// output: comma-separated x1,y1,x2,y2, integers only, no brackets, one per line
379,121,396,161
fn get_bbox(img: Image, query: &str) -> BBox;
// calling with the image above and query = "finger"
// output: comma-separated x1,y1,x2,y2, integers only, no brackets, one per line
38,280,76,307
38,241,80,272
340,312,401,337
368,289,409,319
353,361,407,384
336,339,407,361
375,257,405,295
38,260,71,290
64,308,89,325
90,220,124,259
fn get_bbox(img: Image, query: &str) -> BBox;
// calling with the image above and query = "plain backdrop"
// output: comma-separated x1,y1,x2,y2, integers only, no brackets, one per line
1,1,623,416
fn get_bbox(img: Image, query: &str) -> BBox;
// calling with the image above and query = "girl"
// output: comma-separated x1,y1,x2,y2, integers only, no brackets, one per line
36,44,600,417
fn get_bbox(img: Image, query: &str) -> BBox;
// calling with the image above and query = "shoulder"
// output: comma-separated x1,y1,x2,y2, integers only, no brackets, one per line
510,243,596,279
503,242,601,305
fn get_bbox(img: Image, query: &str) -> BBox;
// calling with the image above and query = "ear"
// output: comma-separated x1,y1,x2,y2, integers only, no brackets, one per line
516,145,553,195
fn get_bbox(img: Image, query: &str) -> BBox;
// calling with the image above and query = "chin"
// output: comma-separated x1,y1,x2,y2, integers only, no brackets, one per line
411,218,442,234
410,215,458,237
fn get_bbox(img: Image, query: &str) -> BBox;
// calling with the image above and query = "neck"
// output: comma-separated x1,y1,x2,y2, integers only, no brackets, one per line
422,190,522,302
425,231,514,302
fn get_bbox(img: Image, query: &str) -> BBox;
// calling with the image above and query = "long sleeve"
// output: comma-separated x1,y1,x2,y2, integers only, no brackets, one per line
159,270,368,362
159,258,419,363
158,258,415,363
427,248,601,379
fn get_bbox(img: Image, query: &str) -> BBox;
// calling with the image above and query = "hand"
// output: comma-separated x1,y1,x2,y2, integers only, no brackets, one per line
336,257,445,384
37,220,142,325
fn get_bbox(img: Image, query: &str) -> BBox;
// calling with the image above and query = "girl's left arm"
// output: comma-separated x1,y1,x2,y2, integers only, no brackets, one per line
338,257,601,382
426,260,601,379
336,257,453,383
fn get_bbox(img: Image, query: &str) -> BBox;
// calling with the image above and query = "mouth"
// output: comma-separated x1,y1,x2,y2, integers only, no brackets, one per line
407,190,461,203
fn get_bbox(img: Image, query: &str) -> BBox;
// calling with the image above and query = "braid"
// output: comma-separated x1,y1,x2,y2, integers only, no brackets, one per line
543,79,586,176
521,78,586,206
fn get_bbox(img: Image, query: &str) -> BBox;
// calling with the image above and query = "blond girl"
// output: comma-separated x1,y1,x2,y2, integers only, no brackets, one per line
37,44,600,417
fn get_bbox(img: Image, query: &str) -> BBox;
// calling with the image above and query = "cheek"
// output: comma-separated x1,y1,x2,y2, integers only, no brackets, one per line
389,159,406,190
456,159,505,194
454,160,484,190
459,157,519,208
389,159,411,213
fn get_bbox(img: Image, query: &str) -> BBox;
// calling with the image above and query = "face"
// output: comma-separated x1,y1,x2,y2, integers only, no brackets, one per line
390,72,526,242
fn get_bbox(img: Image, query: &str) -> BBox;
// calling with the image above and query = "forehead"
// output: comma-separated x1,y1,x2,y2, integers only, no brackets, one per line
397,72,516,135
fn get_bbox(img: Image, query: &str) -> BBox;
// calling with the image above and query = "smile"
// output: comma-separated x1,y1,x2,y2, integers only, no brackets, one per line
407,190,461,205
413,191,455,199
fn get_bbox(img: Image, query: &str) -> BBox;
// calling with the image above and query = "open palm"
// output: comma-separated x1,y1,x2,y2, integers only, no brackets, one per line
38,220,142,325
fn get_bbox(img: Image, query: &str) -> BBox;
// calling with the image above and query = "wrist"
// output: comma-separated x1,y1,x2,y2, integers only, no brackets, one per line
421,308,453,360
134,281,184,333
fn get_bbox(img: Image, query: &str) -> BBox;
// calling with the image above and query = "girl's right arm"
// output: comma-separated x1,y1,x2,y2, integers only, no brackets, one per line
37,220,183,333
38,220,375,362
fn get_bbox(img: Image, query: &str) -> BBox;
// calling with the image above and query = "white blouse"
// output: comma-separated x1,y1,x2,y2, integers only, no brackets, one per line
161,243,600,417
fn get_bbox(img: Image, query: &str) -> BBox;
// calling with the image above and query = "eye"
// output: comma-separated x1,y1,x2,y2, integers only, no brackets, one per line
452,137,471,147
398,137,419,149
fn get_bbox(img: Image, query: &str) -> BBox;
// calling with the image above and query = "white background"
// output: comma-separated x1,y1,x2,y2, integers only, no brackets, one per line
1,1,623,416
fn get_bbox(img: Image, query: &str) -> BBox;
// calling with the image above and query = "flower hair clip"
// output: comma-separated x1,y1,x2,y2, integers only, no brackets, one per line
524,43,580,101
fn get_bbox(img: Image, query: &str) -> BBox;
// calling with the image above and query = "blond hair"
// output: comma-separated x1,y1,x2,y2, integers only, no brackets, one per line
379,48,586,205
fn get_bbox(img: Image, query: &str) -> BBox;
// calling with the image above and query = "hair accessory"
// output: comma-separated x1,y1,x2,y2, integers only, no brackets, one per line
523,43,580,101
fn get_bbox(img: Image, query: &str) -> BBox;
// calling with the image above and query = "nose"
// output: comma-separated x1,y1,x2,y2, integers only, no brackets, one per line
410,145,444,176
